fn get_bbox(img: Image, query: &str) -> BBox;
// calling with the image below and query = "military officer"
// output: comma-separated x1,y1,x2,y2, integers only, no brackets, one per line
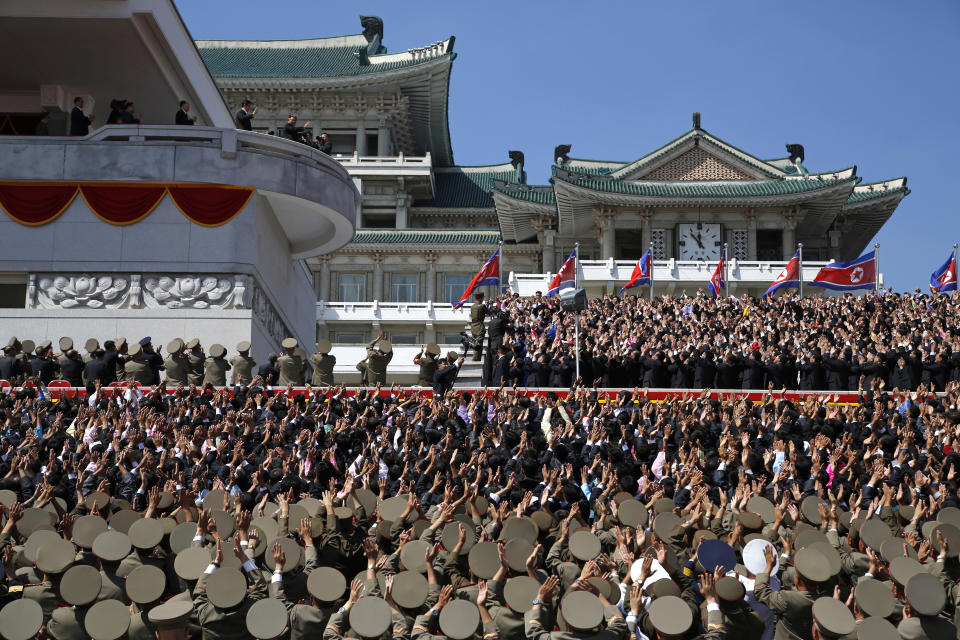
163,339,189,385
83,337,100,363
114,337,129,380
310,339,336,386
124,343,153,384
203,344,232,386
276,338,305,386
185,338,204,385
30,340,58,384
230,341,256,385
361,332,393,385
414,343,440,386
754,545,826,640
57,337,84,387
470,293,488,361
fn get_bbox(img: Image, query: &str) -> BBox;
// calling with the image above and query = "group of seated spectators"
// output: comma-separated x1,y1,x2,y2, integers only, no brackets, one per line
0,289,958,638
480,289,960,392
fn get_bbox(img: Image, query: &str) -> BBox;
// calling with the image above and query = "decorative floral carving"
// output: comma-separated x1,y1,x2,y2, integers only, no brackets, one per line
36,274,129,308
143,276,235,309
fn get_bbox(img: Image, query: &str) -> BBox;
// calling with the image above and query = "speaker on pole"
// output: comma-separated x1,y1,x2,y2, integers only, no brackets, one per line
559,288,586,312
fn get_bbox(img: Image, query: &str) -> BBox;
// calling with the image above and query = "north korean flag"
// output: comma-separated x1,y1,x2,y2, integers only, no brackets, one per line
930,253,958,293
764,251,800,298
809,251,876,292
547,250,577,296
620,250,651,294
707,255,725,298
452,248,500,308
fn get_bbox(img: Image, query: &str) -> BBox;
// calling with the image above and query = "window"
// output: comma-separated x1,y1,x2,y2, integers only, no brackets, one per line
391,274,419,302
336,333,366,344
390,334,418,345
0,283,26,308
443,274,473,304
756,230,782,261
442,334,463,345
338,274,366,302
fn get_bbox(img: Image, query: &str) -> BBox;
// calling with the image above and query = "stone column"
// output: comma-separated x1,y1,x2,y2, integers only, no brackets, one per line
377,118,390,156
638,208,653,253
372,254,384,301
395,195,409,229
743,208,758,260
593,208,616,260
317,256,331,301
425,254,437,302
542,230,557,273
355,123,367,156
780,206,803,260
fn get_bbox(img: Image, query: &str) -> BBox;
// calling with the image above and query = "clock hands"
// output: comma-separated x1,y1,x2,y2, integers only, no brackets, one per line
689,231,705,249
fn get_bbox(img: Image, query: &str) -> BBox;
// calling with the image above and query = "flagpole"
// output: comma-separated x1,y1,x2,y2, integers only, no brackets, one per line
874,242,880,296
798,243,804,299
723,242,729,298
498,240,503,298
954,243,958,286
649,242,655,303
574,242,580,383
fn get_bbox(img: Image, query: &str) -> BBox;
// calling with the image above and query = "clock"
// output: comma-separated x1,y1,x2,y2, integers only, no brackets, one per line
676,223,723,260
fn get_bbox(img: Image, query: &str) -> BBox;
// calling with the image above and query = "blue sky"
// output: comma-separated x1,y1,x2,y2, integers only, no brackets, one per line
178,1,960,292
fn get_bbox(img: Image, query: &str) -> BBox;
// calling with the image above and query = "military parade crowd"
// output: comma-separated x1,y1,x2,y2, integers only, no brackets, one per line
1,290,960,638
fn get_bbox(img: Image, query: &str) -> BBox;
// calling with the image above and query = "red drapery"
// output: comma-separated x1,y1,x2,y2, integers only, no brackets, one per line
0,183,78,225
80,184,166,225
0,182,254,227
167,185,253,227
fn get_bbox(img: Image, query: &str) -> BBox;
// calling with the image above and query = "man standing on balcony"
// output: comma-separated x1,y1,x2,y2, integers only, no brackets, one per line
70,97,94,136
469,293,488,362
175,101,196,125
310,340,335,386
414,344,440,387
283,115,311,143
317,132,333,154
235,99,257,131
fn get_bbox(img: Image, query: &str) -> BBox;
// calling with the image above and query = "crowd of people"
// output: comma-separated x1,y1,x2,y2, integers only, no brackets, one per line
0,290,958,639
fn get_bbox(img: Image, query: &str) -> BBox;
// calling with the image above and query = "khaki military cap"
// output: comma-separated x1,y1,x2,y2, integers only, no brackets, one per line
569,529,601,561
246,596,288,639
237,340,251,352
399,539,431,574
307,566,346,602
0,599,43,640
84,491,110,511
794,547,831,583
812,596,856,638
58,337,73,351
426,343,440,355
18,509,55,539
503,575,539,613
859,519,892,552
174,546,212,581
562,591,604,631
618,499,648,528
85,599,130,640
530,510,554,532
857,616,899,640
38,340,51,351
92,530,132,563
84,338,100,353
467,541,500,579
186,338,200,349
648,595,692,635
281,337,297,349
349,597,391,639
747,496,776,523
441,522,476,555
127,564,166,604
265,537,302,573
115,337,127,347
652,512,681,542
72,514,108,549
889,556,924,586
378,340,392,353
128,517,163,550
716,576,745,603
738,511,763,531
905,572,946,616
169,522,198,555
446,351,459,361
499,516,538,543
128,342,142,357
59,564,101,606
166,338,184,353
20,340,35,355
148,599,194,630
23,529,60,564
316,339,332,353
36,538,75,574
108,509,142,535
439,599,480,640
391,570,429,609
210,343,226,358
854,577,896,618
504,538,535,573
207,568,247,608
4,336,19,348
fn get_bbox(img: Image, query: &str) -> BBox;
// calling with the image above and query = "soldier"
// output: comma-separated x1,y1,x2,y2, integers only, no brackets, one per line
363,332,392,385
230,341,256,385
163,338,189,385
203,344,232,387
185,338,205,385
310,339,336,386
275,338,305,386
470,293,488,361
0,343,23,384
414,343,440,387
57,338,85,387
124,342,152,384
192,539,268,638
147,599,194,640
83,337,100,363
754,545,825,640
114,337,129,381
30,340,58,384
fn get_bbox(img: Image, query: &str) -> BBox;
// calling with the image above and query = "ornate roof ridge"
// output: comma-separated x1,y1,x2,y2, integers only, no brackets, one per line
196,34,369,49
435,162,516,173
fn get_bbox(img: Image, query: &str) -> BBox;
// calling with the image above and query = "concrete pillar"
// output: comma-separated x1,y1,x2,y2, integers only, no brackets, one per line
372,255,384,301
424,322,436,343
746,215,758,260
425,255,437,301
355,124,367,156
601,219,616,260
782,224,796,261
542,230,556,273
377,118,390,156
639,210,651,253
395,195,408,229
317,257,331,301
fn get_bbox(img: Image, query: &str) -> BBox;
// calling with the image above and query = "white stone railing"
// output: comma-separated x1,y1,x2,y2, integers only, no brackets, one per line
333,152,432,167
318,301,470,324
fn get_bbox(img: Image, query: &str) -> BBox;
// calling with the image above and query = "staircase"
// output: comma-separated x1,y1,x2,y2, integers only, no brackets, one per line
455,359,485,387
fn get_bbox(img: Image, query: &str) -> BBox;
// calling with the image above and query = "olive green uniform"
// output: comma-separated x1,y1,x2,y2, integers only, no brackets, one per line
203,356,231,386
310,353,336,386
415,353,438,387
753,571,816,640
470,303,488,360
230,354,256,385
187,352,205,385
163,353,190,385
276,353,305,386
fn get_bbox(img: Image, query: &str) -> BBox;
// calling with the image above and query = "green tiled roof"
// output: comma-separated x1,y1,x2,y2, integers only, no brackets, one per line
352,229,500,244
555,174,855,199
492,182,556,205
197,36,454,78
414,163,522,208
845,179,909,204
550,158,626,177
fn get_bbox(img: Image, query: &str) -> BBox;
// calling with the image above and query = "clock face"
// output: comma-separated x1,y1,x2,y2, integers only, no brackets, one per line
676,223,723,260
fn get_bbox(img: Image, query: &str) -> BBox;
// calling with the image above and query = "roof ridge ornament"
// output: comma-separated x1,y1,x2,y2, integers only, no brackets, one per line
692,112,701,130
554,144,571,166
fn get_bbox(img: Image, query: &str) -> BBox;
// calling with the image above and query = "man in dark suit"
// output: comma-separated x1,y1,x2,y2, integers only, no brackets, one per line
175,101,196,125
69,97,93,136
282,115,311,142
235,99,257,131
317,132,333,154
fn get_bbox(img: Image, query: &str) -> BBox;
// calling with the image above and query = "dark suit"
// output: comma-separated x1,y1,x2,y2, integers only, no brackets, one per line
283,122,307,141
235,107,253,131
83,358,109,386
0,355,22,383
70,106,92,136
175,109,194,125
318,139,333,154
